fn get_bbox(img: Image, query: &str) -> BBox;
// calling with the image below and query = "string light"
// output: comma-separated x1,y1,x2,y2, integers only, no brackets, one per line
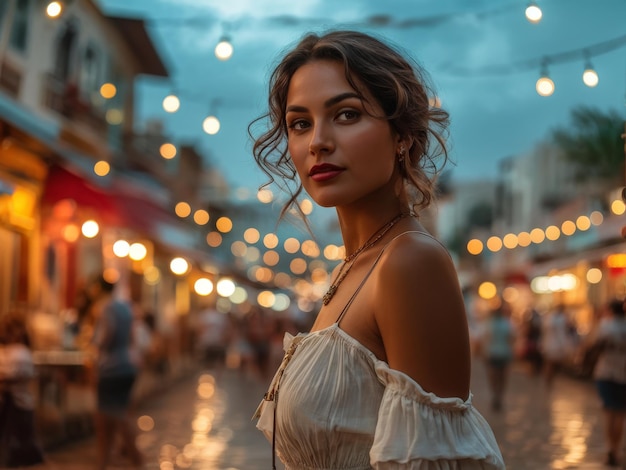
202,115,220,135
202,99,221,135
582,53,599,87
467,210,607,254
536,60,555,96
215,36,234,61
525,1,542,23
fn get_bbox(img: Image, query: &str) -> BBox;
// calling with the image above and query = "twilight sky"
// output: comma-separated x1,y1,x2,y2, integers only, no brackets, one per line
97,0,626,198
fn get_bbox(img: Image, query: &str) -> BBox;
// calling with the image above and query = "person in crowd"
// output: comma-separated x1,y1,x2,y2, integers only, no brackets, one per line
482,302,516,411
90,276,143,470
0,312,45,468
587,298,626,467
251,30,504,469
141,312,168,377
521,306,543,375
541,303,576,387
246,307,273,379
195,305,231,376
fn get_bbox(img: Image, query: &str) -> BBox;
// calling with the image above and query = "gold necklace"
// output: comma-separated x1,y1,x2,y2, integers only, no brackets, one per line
322,212,408,306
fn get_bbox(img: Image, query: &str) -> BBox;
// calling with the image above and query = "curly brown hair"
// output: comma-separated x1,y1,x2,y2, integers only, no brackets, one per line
249,29,450,220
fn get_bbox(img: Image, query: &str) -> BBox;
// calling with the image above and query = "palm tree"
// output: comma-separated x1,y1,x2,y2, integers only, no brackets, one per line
551,106,624,185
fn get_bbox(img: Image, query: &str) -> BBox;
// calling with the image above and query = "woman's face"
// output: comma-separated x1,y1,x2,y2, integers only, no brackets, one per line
285,60,400,208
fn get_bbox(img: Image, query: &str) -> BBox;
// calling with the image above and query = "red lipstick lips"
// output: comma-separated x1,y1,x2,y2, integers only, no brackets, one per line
309,163,344,182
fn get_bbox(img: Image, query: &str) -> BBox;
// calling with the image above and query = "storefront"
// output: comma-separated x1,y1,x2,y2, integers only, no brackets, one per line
0,129,48,314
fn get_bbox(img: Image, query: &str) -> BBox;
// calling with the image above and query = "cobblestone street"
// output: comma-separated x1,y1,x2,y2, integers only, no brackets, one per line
25,361,618,470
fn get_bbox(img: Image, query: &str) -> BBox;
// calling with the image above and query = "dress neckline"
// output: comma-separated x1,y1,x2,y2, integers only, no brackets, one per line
291,324,474,406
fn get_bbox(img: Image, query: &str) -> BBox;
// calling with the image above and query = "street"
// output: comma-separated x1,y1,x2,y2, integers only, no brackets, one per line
30,361,613,470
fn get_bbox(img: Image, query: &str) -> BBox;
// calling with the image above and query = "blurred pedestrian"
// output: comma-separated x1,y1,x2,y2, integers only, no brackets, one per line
521,306,543,375
251,30,504,468
195,306,230,375
91,276,143,470
541,303,575,387
141,312,168,377
587,298,626,467
246,307,272,379
482,302,516,411
0,312,45,467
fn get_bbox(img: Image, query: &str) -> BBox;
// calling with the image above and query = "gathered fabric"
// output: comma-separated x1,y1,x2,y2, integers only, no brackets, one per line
256,324,505,470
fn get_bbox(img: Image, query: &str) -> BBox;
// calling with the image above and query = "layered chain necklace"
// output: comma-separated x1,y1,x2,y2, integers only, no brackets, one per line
322,212,409,306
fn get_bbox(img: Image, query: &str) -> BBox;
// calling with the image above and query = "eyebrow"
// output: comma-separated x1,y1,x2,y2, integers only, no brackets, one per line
286,92,362,113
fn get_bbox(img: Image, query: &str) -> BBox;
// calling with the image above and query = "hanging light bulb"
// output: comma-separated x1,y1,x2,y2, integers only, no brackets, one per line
582,57,599,88
536,61,554,97
203,115,220,135
525,1,542,23
215,36,234,61
203,99,221,134
162,93,180,113
536,76,554,96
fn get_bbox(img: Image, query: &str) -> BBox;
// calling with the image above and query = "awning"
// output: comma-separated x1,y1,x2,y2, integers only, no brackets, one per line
529,242,626,277
41,163,120,225
0,95,60,145
41,163,193,247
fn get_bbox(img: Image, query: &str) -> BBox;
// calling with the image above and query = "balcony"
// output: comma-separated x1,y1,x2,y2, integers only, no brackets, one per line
0,59,22,98
42,74,109,150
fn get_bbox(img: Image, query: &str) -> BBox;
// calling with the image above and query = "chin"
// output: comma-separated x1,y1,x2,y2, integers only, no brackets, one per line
314,199,336,208
302,188,337,208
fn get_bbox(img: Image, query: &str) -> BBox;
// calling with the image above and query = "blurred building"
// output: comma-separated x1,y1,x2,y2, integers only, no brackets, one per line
0,0,236,447
439,139,625,332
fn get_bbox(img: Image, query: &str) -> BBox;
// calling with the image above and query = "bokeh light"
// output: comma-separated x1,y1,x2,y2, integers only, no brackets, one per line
81,220,99,238
94,160,110,176
170,257,189,275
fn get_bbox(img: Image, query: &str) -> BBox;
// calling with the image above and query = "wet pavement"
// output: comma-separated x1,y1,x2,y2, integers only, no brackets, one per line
23,361,619,470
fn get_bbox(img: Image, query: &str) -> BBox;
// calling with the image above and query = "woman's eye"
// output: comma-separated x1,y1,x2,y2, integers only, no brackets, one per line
287,120,309,130
337,110,360,121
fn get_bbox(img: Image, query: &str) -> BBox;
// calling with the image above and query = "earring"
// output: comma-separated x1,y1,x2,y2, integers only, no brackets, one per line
398,146,406,164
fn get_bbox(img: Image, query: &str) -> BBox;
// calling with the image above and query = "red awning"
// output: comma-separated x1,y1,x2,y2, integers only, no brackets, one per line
41,163,121,225
41,164,184,238
108,188,179,237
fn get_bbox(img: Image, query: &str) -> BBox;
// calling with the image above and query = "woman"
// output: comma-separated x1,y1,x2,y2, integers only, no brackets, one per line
251,30,504,469
590,298,626,467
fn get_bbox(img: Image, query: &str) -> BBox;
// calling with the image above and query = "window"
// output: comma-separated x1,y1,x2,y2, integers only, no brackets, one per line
54,20,78,81
79,43,100,101
0,1,8,34
9,0,30,53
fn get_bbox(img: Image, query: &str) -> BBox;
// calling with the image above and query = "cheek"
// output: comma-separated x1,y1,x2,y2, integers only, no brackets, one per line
288,142,308,180
355,138,396,175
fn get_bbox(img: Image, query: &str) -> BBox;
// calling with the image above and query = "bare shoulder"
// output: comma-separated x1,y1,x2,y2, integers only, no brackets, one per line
379,231,455,274
373,231,471,399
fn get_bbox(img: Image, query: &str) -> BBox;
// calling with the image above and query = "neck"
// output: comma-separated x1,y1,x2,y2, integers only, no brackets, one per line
337,206,409,256
341,211,410,261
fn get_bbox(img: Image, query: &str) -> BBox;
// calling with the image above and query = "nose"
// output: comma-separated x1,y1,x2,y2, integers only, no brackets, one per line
308,122,334,156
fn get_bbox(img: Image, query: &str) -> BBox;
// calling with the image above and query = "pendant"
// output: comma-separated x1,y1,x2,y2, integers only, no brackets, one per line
322,285,337,305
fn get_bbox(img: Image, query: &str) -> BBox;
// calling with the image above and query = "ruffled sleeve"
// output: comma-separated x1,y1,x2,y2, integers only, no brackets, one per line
371,363,505,469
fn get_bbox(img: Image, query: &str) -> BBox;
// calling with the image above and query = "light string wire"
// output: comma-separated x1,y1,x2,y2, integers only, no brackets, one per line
439,33,626,77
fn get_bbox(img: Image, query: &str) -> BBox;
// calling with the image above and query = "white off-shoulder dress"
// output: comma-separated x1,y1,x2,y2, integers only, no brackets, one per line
255,232,505,470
